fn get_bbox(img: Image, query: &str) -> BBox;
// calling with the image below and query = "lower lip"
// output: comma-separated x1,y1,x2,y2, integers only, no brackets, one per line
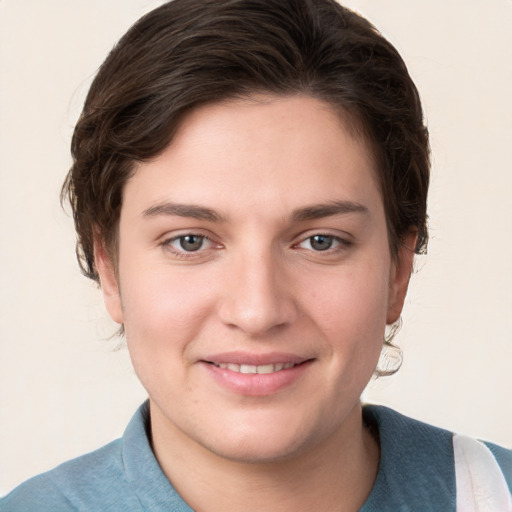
202,361,313,396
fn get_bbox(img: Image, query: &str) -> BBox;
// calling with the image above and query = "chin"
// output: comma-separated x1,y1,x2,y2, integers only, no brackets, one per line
193,408,335,465
204,431,315,465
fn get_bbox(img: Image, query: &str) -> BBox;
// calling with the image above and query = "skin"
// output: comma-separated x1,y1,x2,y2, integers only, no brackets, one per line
96,95,416,511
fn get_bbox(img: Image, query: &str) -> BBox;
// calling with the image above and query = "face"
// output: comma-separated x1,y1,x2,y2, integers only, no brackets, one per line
97,95,415,463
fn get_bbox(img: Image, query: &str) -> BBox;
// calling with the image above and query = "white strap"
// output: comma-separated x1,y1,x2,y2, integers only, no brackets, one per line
454,434,512,512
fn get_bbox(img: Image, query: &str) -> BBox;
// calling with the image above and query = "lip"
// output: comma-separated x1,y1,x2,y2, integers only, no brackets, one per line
202,351,310,366
200,351,314,396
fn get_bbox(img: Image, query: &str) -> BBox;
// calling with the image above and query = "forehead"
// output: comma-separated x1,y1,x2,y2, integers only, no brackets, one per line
123,95,381,219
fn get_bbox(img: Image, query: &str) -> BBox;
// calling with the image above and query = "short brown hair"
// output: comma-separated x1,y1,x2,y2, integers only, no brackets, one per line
63,0,430,282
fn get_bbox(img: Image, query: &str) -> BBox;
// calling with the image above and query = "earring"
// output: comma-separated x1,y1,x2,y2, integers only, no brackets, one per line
384,316,402,346
375,317,403,377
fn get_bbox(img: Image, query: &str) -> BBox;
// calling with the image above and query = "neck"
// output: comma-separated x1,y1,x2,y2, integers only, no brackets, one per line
150,401,379,512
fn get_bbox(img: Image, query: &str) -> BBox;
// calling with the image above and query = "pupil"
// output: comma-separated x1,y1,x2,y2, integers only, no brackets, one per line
180,235,203,251
311,235,332,251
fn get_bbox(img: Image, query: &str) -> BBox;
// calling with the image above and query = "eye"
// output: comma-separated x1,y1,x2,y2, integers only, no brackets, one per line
299,234,341,252
166,234,212,253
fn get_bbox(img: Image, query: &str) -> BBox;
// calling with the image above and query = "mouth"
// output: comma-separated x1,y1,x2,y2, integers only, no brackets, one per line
209,362,298,374
200,352,314,395
200,351,316,397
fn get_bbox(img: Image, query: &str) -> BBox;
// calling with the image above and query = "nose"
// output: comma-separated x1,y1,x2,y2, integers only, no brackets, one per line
217,249,298,336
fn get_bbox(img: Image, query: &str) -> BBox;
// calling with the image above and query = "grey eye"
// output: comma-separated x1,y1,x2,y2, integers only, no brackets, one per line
309,235,334,251
179,235,205,252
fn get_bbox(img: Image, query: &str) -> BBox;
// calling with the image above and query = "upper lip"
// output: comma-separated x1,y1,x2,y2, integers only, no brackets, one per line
201,351,313,366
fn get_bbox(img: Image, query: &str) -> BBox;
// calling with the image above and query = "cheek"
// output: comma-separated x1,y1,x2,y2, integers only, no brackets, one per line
119,265,219,403
299,260,391,389
304,264,390,338
118,261,217,358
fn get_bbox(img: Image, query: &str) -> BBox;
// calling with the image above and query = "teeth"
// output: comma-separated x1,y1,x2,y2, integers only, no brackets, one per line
257,364,274,374
240,364,257,374
215,362,297,374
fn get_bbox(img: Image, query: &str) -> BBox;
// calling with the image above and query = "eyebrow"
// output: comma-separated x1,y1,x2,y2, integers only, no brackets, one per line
142,202,225,222
142,199,368,223
291,200,369,221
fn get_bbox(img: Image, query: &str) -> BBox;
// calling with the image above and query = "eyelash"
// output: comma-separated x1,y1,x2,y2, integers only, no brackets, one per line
162,233,217,258
295,234,351,253
161,232,352,259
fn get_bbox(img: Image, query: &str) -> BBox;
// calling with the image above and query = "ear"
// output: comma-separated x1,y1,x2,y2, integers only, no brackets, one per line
386,230,418,324
94,239,124,325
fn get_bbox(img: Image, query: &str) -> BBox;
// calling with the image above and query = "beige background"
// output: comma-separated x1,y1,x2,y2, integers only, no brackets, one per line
1,0,511,495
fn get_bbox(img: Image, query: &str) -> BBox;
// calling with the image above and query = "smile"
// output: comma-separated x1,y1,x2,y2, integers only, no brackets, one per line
212,362,296,374
204,356,313,395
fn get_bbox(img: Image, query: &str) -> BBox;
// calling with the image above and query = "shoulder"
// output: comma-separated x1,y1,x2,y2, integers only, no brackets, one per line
363,404,457,509
361,405,512,511
484,440,512,491
0,439,139,512
1,402,191,512
0,402,151,512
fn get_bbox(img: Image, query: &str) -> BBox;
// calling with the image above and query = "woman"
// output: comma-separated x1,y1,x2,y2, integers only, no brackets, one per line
2,0,510,510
